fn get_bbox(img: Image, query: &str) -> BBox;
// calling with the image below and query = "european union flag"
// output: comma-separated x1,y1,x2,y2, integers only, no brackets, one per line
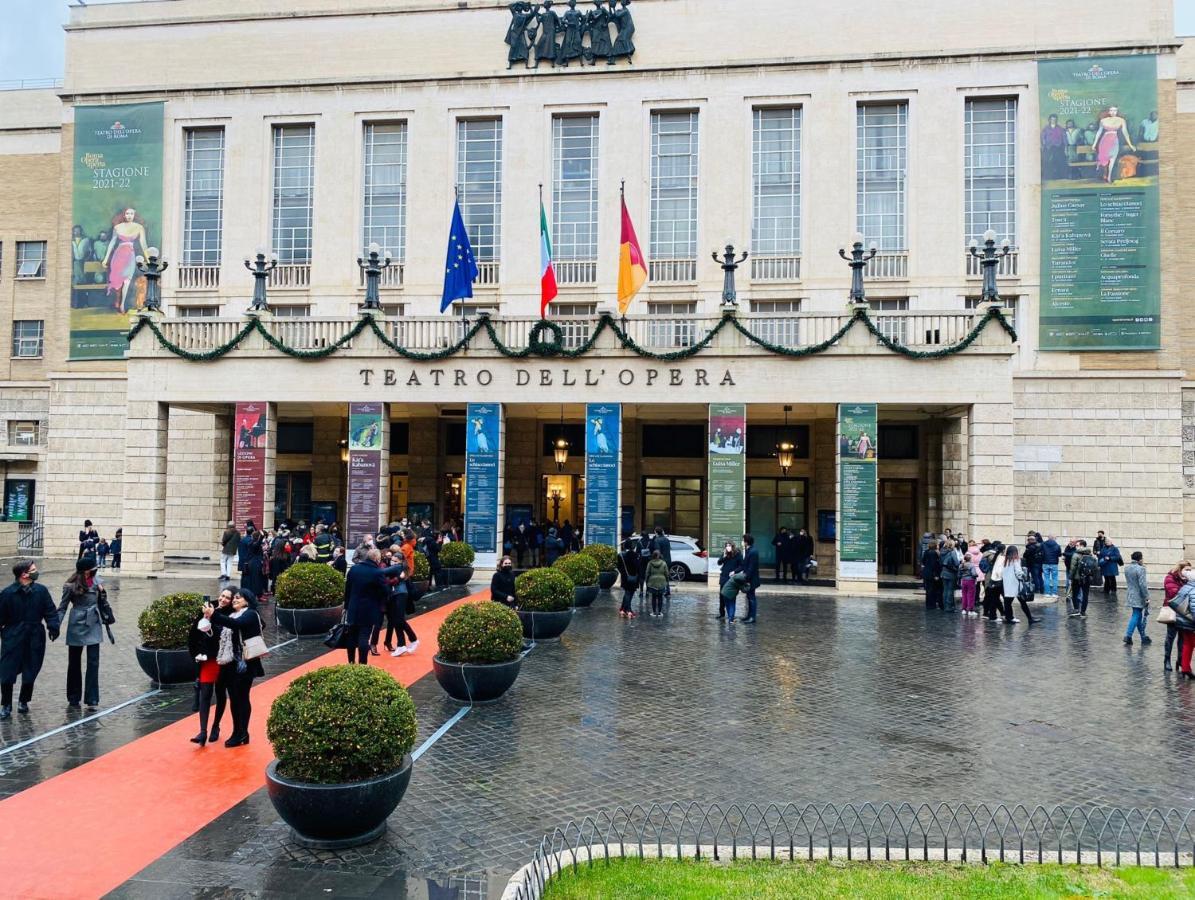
440,199,480,312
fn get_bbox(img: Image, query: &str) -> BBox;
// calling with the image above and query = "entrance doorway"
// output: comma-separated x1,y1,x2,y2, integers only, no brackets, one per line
879,479,916,577
748,478,809,569
274,472,312,525
643,476,703,539
444,473,463,525
541,474,584,531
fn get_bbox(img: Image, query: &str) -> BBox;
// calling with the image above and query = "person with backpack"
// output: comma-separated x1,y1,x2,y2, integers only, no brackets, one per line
615,540,639,619
644,550,669,618
940,539,961,613
636,530,654,601
1123,551,1150,646
1000,545,1038,625
1069,540,1099,618
652,527,673,598
1099,538,1124,595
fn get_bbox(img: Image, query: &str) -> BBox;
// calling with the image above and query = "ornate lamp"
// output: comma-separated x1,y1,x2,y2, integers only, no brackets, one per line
968,229,1012,306
553,407,570,471
244,247,279,312
838,232,878,305
712,239,749,308
357,241,393,312
776,405,795,476
134,247,168,312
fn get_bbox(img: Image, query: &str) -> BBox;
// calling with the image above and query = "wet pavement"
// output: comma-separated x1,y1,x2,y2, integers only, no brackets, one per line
0,575,1149,898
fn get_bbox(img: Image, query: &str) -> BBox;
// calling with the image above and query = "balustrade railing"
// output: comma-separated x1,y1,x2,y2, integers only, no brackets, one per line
555,260,597,286
177,265,221,291
864,252,909,279
750,254,802,282
357,263,405,288
649,258,698,284
268,263,311,290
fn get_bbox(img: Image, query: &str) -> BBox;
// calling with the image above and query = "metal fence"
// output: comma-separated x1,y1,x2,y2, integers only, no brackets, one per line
503,802,1195,899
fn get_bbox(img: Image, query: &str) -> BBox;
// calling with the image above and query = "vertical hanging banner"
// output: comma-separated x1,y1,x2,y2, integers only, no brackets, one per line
70,102,165,360
838,404,878,580
232,403,269,529
584,404,621,548
1038,55,1161,350
707,403,746,575
346,402,384,549
464,403,501,556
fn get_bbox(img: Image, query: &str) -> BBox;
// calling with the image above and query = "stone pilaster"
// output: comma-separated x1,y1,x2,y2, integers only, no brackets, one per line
406,412,439,522
812,418,837,580
503,417,537,511
165,408,231,557
378,405,391,529
940,414,970,536
262,405,278,529
122,400,168,573
968,402,1014,542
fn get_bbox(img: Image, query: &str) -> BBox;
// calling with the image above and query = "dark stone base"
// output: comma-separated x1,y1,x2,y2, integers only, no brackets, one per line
443,567,474,586
573,584,600,608
134,645,198,685
598,570,618,590
432,655,522,703
516,608,573,641
274,605,343,637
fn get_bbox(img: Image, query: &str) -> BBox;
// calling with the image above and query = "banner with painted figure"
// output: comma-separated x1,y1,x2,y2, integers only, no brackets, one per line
70,102,165,360
464,403,502,559
584,404,621,549
232,403,269,530
707,404,746,575
838,404,877,580
346,403,385,549
1038,55,1161,351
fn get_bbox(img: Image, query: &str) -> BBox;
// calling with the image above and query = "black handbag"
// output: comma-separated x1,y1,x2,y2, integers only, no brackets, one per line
323,612,351,650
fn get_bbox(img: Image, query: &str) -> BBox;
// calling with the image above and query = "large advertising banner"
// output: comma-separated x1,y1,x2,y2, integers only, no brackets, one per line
464,403,501,558
707,404,746,575
346,402,384,549
584,404,621,548
70,102,165,360
232,403,269,529
838,404,878,580
1038,55,1161,351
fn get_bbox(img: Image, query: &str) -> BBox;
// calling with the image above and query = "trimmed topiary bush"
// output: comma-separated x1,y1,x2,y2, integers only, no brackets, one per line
138,592,206,649
553,552,600,587
514,568,574,612
267,665,417,785
413,551,431,580
579,543,617,572
439,542,476,568
275,563,345,610
437,602,523,665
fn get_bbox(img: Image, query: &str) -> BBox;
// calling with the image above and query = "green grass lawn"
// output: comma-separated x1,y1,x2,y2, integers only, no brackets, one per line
540,858,1195,899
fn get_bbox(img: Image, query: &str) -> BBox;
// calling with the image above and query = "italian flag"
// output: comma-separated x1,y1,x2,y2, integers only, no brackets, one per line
540,200,558,318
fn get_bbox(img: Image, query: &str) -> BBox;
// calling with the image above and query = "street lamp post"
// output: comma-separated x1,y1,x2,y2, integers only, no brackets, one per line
244,247,278,313
357,242,393,312
838,233,877,305
968,229,1012,306
712,241,749,308
134,247,168,312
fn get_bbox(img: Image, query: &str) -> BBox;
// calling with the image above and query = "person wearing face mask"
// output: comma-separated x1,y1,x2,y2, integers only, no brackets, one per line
1167,569,1195,679
56,556,114,709
188,593,224,747
0,560,60,719
204,593,266,747
491,556,518,607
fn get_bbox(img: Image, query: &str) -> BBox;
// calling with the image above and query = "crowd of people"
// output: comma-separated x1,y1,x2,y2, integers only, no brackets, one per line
77,520,121,569
501,519,581,569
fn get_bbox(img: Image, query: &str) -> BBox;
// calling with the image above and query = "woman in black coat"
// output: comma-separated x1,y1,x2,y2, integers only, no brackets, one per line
716,542,742,620
205,594,265,748
187,606,222,747
240,534,268,598
490,556,517,606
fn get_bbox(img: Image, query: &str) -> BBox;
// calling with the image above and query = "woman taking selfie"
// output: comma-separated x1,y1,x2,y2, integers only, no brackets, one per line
204,593,267,747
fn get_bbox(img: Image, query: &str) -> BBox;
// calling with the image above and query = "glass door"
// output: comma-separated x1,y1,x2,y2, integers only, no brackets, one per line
747,478,808,567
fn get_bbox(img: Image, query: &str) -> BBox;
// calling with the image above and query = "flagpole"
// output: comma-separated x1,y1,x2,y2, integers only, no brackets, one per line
455,183,465,328
620,180,627,327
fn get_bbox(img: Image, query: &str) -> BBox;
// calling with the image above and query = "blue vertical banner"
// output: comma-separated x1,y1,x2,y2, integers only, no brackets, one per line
584,404,621,548
464,403,501,556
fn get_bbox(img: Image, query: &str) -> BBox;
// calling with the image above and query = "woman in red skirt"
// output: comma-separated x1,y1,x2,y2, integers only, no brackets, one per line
188,596,227,747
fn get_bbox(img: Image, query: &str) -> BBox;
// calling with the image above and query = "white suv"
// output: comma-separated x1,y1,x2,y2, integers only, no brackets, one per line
663,535,706,582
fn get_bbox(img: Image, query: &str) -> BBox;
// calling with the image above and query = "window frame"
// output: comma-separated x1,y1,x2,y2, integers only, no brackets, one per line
362,121,409,262
855,102,909,252
271,123,316,265
456,118,504,264
182,127,226,267
752,106,802,257
10,320,44,358
551,114,600,263
964,96,1018,247
649,110,700,263
15,242,47,279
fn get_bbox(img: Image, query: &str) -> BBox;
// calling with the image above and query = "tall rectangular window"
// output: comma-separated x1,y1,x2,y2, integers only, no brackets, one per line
965,97,1017,246
456,119,503,263
552,115,599,267
182,128,225,266
362,122,408,261
650,111,699,275
271,124,315,264
11,321,43,358
753,107,801,257
856,103,908,251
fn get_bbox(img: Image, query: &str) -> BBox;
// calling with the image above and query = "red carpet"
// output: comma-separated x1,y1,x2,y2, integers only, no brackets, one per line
0,592,482,900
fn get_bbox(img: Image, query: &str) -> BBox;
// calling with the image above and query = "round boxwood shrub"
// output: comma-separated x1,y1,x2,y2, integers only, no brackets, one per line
552,553,600,587
413,551,431,581
267,665,417,785
579,543,617,572
274,562,345,610
137,592,206,650
514,568,574,612
437,602,522,665
439,542,476,568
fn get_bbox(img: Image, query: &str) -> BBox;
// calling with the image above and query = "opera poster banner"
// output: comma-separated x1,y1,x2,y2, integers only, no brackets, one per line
838,404,877,580
584,404,621,548
1038,55,1161,351
232,403,269,529
70,102,165,360
464,403,501,560
347,402,384,549
707,404,745,576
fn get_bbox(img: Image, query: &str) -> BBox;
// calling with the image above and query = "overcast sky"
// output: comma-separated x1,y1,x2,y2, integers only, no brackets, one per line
1,0,1193,83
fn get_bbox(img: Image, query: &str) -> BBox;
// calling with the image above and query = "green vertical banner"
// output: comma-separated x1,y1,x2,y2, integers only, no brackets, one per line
707,403,745,576
838,404,877,580
1038,55,1161,350
70,102,165,360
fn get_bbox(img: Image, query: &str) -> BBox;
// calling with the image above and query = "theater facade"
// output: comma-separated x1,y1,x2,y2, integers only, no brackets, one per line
1,0,1191,587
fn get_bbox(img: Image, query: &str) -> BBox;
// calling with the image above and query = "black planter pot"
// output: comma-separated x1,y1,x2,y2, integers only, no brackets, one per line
134,646,198,685
598,570,618,590
266,756,413,850
410,579,430,598
443,566,474,586
432,654,522,704
275,604,343,637
573,584,600,608
516,608,573,641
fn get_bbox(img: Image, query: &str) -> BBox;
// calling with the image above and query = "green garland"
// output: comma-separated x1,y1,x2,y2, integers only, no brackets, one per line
127,305,1016,363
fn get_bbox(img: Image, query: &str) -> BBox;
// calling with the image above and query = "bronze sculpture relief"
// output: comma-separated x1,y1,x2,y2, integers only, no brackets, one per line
507,0,636,69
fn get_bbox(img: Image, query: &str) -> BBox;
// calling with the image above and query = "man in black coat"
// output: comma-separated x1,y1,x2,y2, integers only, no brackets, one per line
921,541,943,610
736,534,761,624
0,560,60,718
343,549,404,665
793,528,815,584
772,527,792,583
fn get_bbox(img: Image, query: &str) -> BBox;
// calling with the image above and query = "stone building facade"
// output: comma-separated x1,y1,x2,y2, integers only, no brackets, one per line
0,0,1190,584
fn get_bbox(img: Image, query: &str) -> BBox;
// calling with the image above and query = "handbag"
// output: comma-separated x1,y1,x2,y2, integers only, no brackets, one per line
1158,605,1178,625
324,612,351,650
242,634,269,660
